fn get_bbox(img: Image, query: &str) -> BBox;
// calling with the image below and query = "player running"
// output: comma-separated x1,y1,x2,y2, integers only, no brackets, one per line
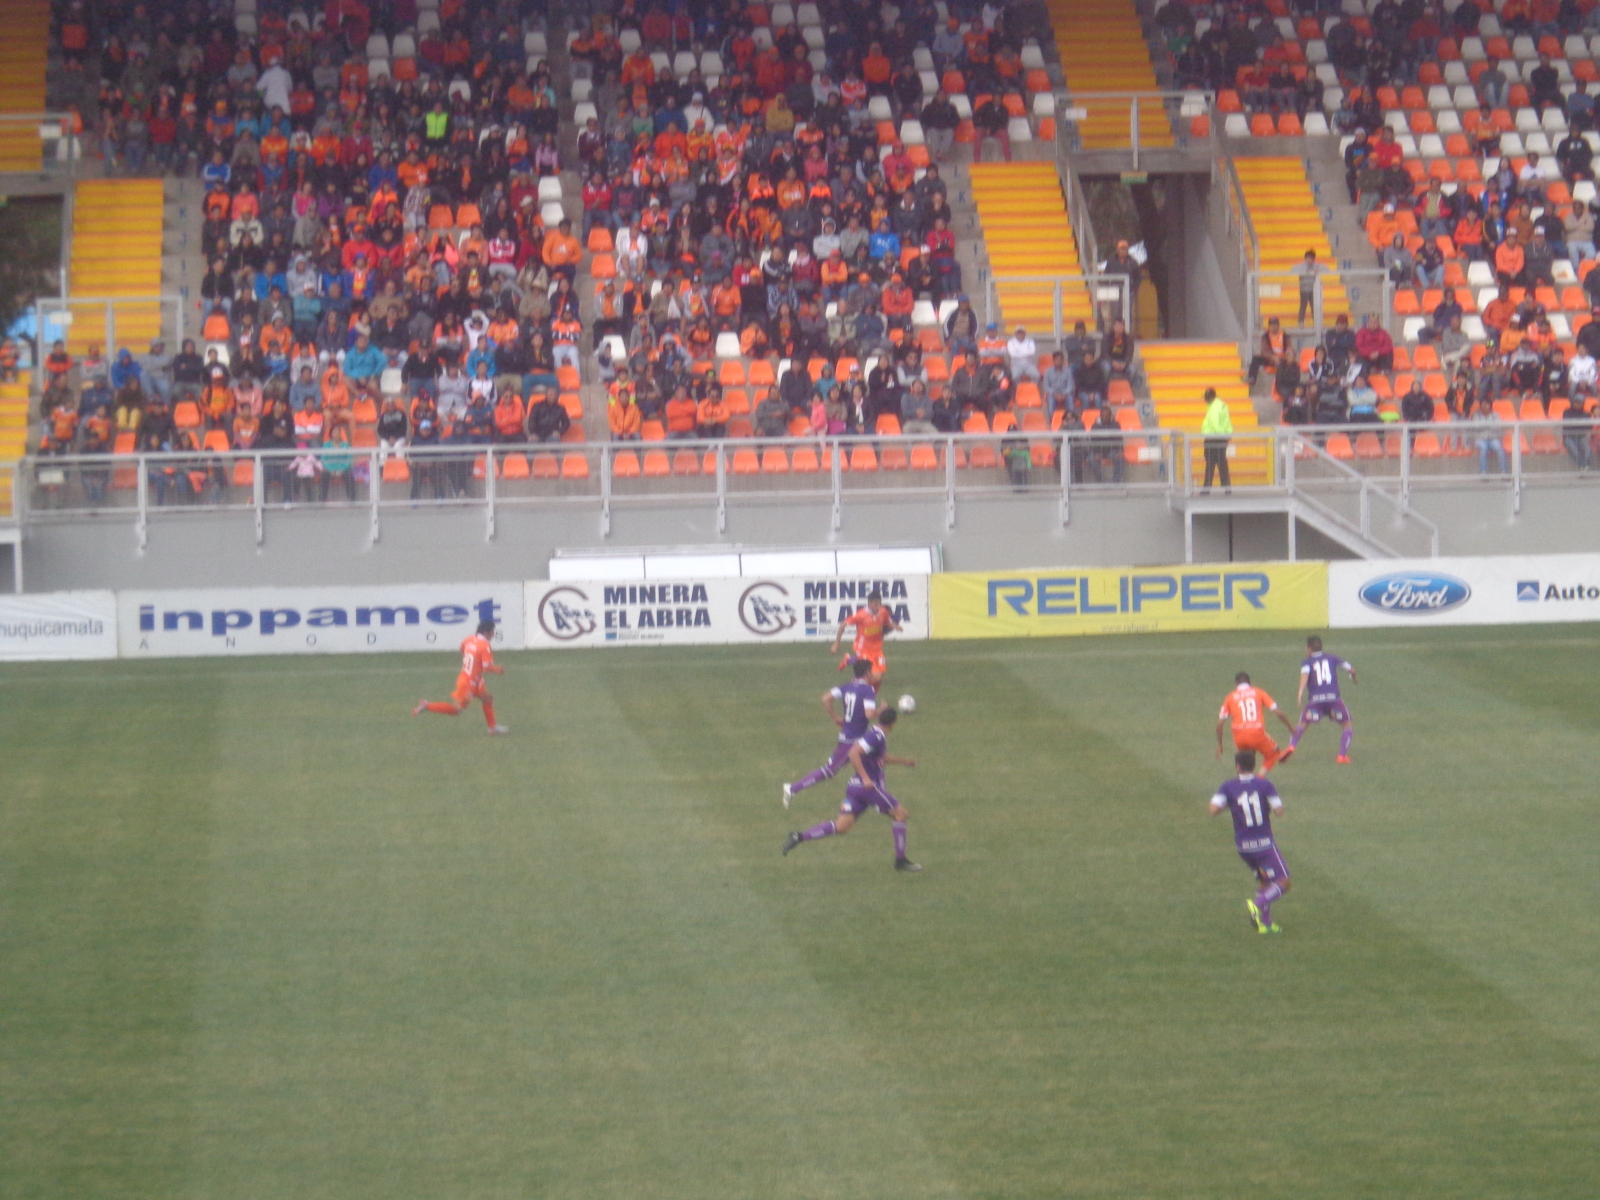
782,657,878,808
1287,636,1357,763
782,707,921,871
830,590,900,689
1210,749,1291,934
412,619,510,734
1216,671,1297,773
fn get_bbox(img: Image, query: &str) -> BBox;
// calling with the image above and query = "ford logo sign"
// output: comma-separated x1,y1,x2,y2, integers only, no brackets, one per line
1358,572,1472,614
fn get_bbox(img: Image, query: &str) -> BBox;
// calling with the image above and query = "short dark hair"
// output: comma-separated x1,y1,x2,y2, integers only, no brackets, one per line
1235,749,1257,772
1307,635,1323,651
1235,671,1251,684
879,707,899,727
867,590,882,603
477,619,496,636
852,657,873,678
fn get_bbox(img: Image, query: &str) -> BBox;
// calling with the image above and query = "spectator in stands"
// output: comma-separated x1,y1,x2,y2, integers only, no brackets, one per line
1440,315,1473,375
1530,54,1564,113
1557,128,1595,183
1041,351,1075,422
528,390,571,443
1342,128,1371,204
1073,349,1107,410
1104,319,1136,379
1473,397,1509,474
1248,317,1290,387
1006,326,1040,382
1415,179,1456,243
1495,227,1527,288
1292,250,1324,326
1347,373,1380,423
1355,314,1395,374
1565,202,1597,261
972,92,1012,163
1479,56,1510,109
1525,229,1557,287
921,90,959,161
1570,343,1599,403
1563,400,1594,469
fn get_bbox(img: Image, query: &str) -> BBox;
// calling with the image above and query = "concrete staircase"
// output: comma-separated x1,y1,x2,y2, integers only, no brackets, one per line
969,162,1094,334
0,1,49,173
1140,340,1273,485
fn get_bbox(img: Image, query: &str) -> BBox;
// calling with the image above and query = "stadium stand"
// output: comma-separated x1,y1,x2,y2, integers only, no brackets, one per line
970,161,1095,333
1141,340,1272,483
1051,0,1174,149
1232,156,1349,323
0,2,51,173
62,178,165,356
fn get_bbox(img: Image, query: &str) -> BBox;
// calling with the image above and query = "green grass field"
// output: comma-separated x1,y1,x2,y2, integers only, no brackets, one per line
2,626,1597,1199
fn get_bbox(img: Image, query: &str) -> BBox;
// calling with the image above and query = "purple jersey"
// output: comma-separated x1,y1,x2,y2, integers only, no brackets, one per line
853,725,890,786
1301,651,1350,704
831,679,879,742
1212,774,1282,852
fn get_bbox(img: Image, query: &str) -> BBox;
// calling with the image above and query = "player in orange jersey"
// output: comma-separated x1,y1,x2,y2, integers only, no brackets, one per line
830,590,901,690
413,619,509,734
1216,671,1297,773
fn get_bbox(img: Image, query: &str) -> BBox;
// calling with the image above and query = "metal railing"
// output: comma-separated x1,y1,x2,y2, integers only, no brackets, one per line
0,113,85,176
1053,89,1214,168
17,429,1181,542
35,295,186,365
1245,267,1394,363
1060,158,1101,280
983,273,1133,343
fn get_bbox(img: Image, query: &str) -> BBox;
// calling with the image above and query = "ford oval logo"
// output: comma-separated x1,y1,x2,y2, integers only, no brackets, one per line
1358,572,1472,614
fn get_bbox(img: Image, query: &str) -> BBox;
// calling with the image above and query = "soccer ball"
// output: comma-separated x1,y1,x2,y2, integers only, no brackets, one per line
898,694,916,713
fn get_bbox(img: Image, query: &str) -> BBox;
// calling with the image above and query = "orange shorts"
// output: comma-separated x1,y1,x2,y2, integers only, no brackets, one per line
1233,729,1279,757
451,673,488,707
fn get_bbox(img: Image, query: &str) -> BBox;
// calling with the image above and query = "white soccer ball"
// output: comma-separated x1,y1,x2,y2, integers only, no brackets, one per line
897,694,916,713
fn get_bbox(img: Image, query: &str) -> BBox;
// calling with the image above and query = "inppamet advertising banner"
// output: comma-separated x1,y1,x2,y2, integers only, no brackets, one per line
117,582,526,656
524,575,930,649
0,592,118,660
1328,554,1600,627
929,562,1328,639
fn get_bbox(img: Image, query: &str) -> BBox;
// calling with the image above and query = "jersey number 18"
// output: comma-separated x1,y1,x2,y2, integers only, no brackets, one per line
1238,697,1259,723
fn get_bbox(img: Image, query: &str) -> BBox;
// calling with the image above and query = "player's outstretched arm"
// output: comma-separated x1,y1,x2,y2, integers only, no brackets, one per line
1274,706,1296,732
884,754,916,768
487,664,504,675
1215,717,1228,757
847,743,873,786
821,690,841,726
1345,661,1358,684
1296,677,1307,707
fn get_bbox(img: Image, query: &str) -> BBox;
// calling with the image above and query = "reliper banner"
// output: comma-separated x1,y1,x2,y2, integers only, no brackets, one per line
930,562,1327,639
118,582,526,657
524,575,930,649
1328,554,1600,628
0,592,119,661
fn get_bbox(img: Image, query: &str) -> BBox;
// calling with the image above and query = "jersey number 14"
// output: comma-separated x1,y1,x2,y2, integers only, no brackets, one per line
1312,659,1334,686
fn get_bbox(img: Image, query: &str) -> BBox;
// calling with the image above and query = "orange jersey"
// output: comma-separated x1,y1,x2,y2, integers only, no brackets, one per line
844,605,890,656
1219,683,1276,733
458,633,495,684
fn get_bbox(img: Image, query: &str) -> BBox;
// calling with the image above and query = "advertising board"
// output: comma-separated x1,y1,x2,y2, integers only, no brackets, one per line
525,574,930,649
1328,554,1600,628
0,591,118,661
117,582,526,657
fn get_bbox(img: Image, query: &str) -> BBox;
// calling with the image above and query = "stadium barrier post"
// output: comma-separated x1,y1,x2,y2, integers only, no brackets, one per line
715,442,727,534
944,435,955,529
1399,427,1411,512
366,449,378,544
1059,432,1070,526
831,439,843,531
1511,422,1523,515
600,445,612,537
485,447,497,541
135,452,148,552
253,452,264,545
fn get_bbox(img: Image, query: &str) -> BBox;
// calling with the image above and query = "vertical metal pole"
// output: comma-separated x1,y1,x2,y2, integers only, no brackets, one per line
716,444,728,534
106,301,115,358
1130,97,1140,170
485,447,497,541
600,444,612,537
944,436,955,529
832,440,843,531
1511,423,1523,514
1053,280,1062,346
1059,433,1070,526
1184,507,1194,564
1287,507,1297,561
253,452,264,544
366,449,378,543
58,186,73,302
135,453,148,551
1360,484,1371,538
1399,427,1411,511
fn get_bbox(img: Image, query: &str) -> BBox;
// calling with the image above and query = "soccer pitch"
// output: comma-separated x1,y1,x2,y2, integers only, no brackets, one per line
1,627,1596,1199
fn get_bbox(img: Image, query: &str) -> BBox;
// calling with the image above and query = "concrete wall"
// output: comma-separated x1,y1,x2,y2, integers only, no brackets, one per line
9,478,1597,592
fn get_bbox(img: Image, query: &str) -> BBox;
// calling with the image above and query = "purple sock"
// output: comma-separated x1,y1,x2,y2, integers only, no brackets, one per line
790,767,829,792
800,820,836,841
893,820,907,860
1256,882,1283,924
1339,725,1353,757
1288,724,1305,750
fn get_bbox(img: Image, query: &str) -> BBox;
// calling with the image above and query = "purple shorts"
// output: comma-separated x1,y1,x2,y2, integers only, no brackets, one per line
842,781,899,816
1238,842,1290,882
1302,700,1350,724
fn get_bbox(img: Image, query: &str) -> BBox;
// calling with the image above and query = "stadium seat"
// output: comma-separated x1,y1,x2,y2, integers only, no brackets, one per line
642,450,670,476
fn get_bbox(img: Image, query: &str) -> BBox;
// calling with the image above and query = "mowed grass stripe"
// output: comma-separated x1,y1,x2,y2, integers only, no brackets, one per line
0,673,219,1198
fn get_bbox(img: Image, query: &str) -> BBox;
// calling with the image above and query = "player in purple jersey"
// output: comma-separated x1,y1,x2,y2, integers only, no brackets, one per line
782,658,879,808
1286,636,1358,763
1209,749,1290,933
782,707,921,871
